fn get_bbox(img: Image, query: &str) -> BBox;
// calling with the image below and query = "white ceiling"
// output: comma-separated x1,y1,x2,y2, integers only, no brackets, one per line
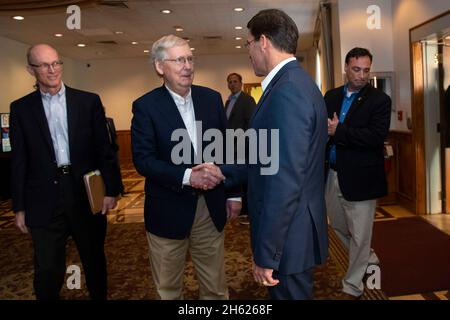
0,0,321,60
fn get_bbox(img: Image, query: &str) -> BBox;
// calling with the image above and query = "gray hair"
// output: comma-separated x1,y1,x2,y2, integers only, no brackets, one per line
151,35,189,63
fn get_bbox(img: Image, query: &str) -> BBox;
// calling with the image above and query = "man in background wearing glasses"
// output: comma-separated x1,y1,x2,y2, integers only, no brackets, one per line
131,35,240,299
10,44,122,300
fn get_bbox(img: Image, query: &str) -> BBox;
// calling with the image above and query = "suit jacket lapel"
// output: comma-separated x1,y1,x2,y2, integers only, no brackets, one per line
331,90,344,118
345,85,370,121
30,90,55,158
192,86,209,151
228,92,244,121
156,85,197,156
65,86,79,156
155,85,188,131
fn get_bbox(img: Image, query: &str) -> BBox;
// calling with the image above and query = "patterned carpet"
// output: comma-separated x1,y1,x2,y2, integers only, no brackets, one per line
0,162,426,300
0,215,387,300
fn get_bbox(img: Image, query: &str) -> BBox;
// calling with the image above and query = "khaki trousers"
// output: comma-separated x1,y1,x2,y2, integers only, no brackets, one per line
147,196,229,300
325,170,379,297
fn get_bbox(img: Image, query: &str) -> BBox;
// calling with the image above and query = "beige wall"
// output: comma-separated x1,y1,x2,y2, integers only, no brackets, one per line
392,0,450,131
0,37,36,113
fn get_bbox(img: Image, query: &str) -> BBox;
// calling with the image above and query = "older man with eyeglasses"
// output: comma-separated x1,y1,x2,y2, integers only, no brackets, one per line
131,35,241,300
9,44,122,300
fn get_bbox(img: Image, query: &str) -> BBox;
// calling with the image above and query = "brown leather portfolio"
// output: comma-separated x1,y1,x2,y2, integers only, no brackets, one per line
83,170,105,214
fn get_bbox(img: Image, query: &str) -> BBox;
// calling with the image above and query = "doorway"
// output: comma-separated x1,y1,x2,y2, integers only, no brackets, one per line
410,11,450,214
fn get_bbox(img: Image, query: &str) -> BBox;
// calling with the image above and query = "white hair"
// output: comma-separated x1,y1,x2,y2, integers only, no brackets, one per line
151,34,188,63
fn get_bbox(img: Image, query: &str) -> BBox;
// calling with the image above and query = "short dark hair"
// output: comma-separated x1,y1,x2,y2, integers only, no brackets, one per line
247,9,299,55
345,47,373,64
227,73,242,82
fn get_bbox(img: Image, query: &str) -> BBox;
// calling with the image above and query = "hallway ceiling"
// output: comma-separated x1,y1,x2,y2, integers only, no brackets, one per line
0,0,320,61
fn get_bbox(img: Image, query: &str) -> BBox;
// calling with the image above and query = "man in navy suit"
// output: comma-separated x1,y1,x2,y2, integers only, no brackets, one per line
217,9,329,299
10,44,121,300
131,35,240,300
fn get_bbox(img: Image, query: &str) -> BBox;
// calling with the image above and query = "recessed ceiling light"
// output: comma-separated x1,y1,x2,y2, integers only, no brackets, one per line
174,26,184,32
143,50,149,53
183,37,190,42
234,8,244,12
54,33,63,37
161,9,171,14
115,31,123,34
190,47,195,51
234,26,243,30
12,16,24,20
235,37,242,40
131,41,139,45
77,43,86,47
235,45,242,49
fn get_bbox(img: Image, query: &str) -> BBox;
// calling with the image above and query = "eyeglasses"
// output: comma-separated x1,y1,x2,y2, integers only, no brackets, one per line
29,60,63,71
244,39,256,49
163,56,194,65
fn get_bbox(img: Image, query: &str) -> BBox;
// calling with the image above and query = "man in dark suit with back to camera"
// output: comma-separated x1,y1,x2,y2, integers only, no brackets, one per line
325,47,391,300
131,35,241,300
225,73,256,224
10,44,121,300
218,9,329,300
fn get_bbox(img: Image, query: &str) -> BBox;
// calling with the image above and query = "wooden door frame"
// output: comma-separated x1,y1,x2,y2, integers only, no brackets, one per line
410,41,426,215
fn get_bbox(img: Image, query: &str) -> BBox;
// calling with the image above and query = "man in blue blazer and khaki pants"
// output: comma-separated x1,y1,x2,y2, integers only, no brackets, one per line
131,35,241,300
219,9,329,299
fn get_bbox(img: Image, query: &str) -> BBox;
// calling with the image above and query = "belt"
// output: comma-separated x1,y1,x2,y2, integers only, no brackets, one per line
57,165,72,175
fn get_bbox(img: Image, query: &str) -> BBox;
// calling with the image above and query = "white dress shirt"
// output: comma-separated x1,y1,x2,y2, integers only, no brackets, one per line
41,82,70,167
165,85,197,186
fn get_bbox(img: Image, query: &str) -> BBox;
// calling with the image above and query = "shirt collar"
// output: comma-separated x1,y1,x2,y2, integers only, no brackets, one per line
261,57,297,92
344,83,360,98
41,82,65,99
165,84,192,105
229,91,242,100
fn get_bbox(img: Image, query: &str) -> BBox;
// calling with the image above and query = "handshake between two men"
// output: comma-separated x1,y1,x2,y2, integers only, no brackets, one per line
189,163,242,220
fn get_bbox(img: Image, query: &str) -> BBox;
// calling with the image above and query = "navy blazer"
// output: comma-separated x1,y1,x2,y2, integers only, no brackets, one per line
10,86,121,227
324,84,391,201
223,60,329,274
131,85,231,239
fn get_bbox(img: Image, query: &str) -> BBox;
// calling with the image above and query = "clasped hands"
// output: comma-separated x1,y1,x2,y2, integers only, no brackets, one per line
190,163,224,191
